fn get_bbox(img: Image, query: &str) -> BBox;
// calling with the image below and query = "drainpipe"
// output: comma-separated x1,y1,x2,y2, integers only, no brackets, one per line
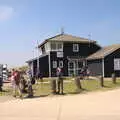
102,58,104,77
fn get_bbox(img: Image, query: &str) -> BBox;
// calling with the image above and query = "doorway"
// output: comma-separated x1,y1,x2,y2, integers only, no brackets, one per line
68,60,83,76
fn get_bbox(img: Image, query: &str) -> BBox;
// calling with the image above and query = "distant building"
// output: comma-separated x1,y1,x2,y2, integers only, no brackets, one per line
2,64,8,81
26,33,120,77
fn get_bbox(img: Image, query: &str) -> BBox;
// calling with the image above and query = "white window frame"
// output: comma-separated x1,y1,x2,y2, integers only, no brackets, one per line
73,44,79,52
51,42,63,51
52,61,57,68
114,58,120,70
59,61,63,68
45,42,50,52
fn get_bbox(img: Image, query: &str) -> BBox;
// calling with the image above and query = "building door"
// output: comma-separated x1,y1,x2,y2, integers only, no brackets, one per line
68,60,83,76
68,61,75,76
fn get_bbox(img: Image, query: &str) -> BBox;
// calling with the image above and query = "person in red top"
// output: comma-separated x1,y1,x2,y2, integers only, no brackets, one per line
11,69,22,98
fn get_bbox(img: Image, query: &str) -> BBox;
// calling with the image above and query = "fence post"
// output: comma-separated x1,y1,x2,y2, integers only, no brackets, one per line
99,76,104,87
112,73,116,84
75,76,82,90
51,79,56,94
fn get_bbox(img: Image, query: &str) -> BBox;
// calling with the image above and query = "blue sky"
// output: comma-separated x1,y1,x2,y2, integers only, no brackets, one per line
0,0,120,67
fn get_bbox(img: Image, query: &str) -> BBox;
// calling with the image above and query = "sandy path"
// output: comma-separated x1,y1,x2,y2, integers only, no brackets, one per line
1,89,120,120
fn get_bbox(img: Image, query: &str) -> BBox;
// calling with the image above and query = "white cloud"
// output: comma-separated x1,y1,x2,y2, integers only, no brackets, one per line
0,6,14,21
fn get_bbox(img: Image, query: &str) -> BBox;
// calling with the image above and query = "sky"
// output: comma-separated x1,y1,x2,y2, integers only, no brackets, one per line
0,0,120,67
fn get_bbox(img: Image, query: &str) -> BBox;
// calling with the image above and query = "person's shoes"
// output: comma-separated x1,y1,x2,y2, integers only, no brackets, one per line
19,95,23,99
13,95,16,97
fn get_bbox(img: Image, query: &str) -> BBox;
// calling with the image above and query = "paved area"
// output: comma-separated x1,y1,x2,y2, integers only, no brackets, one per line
1,89,120,120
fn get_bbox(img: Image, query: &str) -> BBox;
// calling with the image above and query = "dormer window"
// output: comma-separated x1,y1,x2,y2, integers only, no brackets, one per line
73,44,79,52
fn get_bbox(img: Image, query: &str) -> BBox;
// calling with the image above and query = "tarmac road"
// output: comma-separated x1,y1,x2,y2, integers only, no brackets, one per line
1,89,120,120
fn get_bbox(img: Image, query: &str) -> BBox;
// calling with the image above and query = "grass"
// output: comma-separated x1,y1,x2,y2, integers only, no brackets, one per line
1,78,120,97
32,78,120,96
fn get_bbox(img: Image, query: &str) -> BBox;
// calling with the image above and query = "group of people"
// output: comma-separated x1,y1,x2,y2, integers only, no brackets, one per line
79,66,90,79
10,68,33,98
9,65,90,98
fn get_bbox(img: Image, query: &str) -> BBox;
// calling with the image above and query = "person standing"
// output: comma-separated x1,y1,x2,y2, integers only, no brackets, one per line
56,67,63,94
0,75,3,91
11,69,22,98
26,67,33,97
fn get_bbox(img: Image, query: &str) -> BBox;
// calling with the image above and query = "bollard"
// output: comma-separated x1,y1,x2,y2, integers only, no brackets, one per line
75,77,82,89
112,73,116,84
51,79,56,94
99,76,104,87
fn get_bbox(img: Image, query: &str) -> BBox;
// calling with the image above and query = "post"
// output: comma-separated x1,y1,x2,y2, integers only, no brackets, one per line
99,76,104,87
102,58,104,77
112,73,116,84
37,40,39,78
51,79,56,94
75,76,82,90
48,52,51,77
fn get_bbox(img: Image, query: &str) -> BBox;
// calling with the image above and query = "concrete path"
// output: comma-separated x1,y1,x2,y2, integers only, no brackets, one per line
1,89,120,120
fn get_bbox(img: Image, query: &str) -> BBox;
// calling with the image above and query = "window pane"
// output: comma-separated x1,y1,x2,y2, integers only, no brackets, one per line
58,43,62,50
73,44,79,52
59,61,63,68
53,61,57,68
69,62,74,69
51,43,56,50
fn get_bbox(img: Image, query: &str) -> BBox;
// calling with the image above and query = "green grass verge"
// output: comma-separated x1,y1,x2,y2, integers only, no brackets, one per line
33,79,120,96
1,79,120,97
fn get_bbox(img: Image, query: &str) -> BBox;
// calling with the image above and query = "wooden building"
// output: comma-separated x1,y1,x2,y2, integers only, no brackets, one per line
26,33,101,77
87,44,120,77
27,33,120,77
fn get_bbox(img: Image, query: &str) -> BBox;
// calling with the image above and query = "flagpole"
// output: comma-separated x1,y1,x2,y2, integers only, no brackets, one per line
37,40,39,78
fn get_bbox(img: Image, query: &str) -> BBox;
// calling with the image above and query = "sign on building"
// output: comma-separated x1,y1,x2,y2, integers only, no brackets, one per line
57,52,63,58
114,59,120,70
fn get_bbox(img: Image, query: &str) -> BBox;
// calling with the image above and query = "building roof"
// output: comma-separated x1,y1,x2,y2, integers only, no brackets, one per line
87,44,120,60
26,53,48,63
38,33,97,48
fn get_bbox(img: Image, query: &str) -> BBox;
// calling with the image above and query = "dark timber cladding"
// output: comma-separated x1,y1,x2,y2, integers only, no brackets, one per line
26,33,102,77
87,44,120,77
38,55,49,77
63,42,100,57
26,33,120,77
104,48,120,77
87,59,102,76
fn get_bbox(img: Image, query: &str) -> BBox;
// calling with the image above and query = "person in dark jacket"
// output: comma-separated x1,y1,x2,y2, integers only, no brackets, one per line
56,67,63,94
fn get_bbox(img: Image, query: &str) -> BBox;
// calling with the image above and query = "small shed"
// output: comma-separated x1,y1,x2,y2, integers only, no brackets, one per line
87,44,120,77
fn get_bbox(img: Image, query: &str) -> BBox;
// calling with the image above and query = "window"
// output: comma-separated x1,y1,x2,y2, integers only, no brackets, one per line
51,42,63,51
114,59,120,70
51,43,57,50
58,43,62,51
52,61,57,68
59,61,63,68
73,44,79,52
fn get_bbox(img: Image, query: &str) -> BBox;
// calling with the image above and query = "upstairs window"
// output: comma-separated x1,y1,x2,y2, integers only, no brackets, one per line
51,43,57,50
73,44,79,52
51,42,63,51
